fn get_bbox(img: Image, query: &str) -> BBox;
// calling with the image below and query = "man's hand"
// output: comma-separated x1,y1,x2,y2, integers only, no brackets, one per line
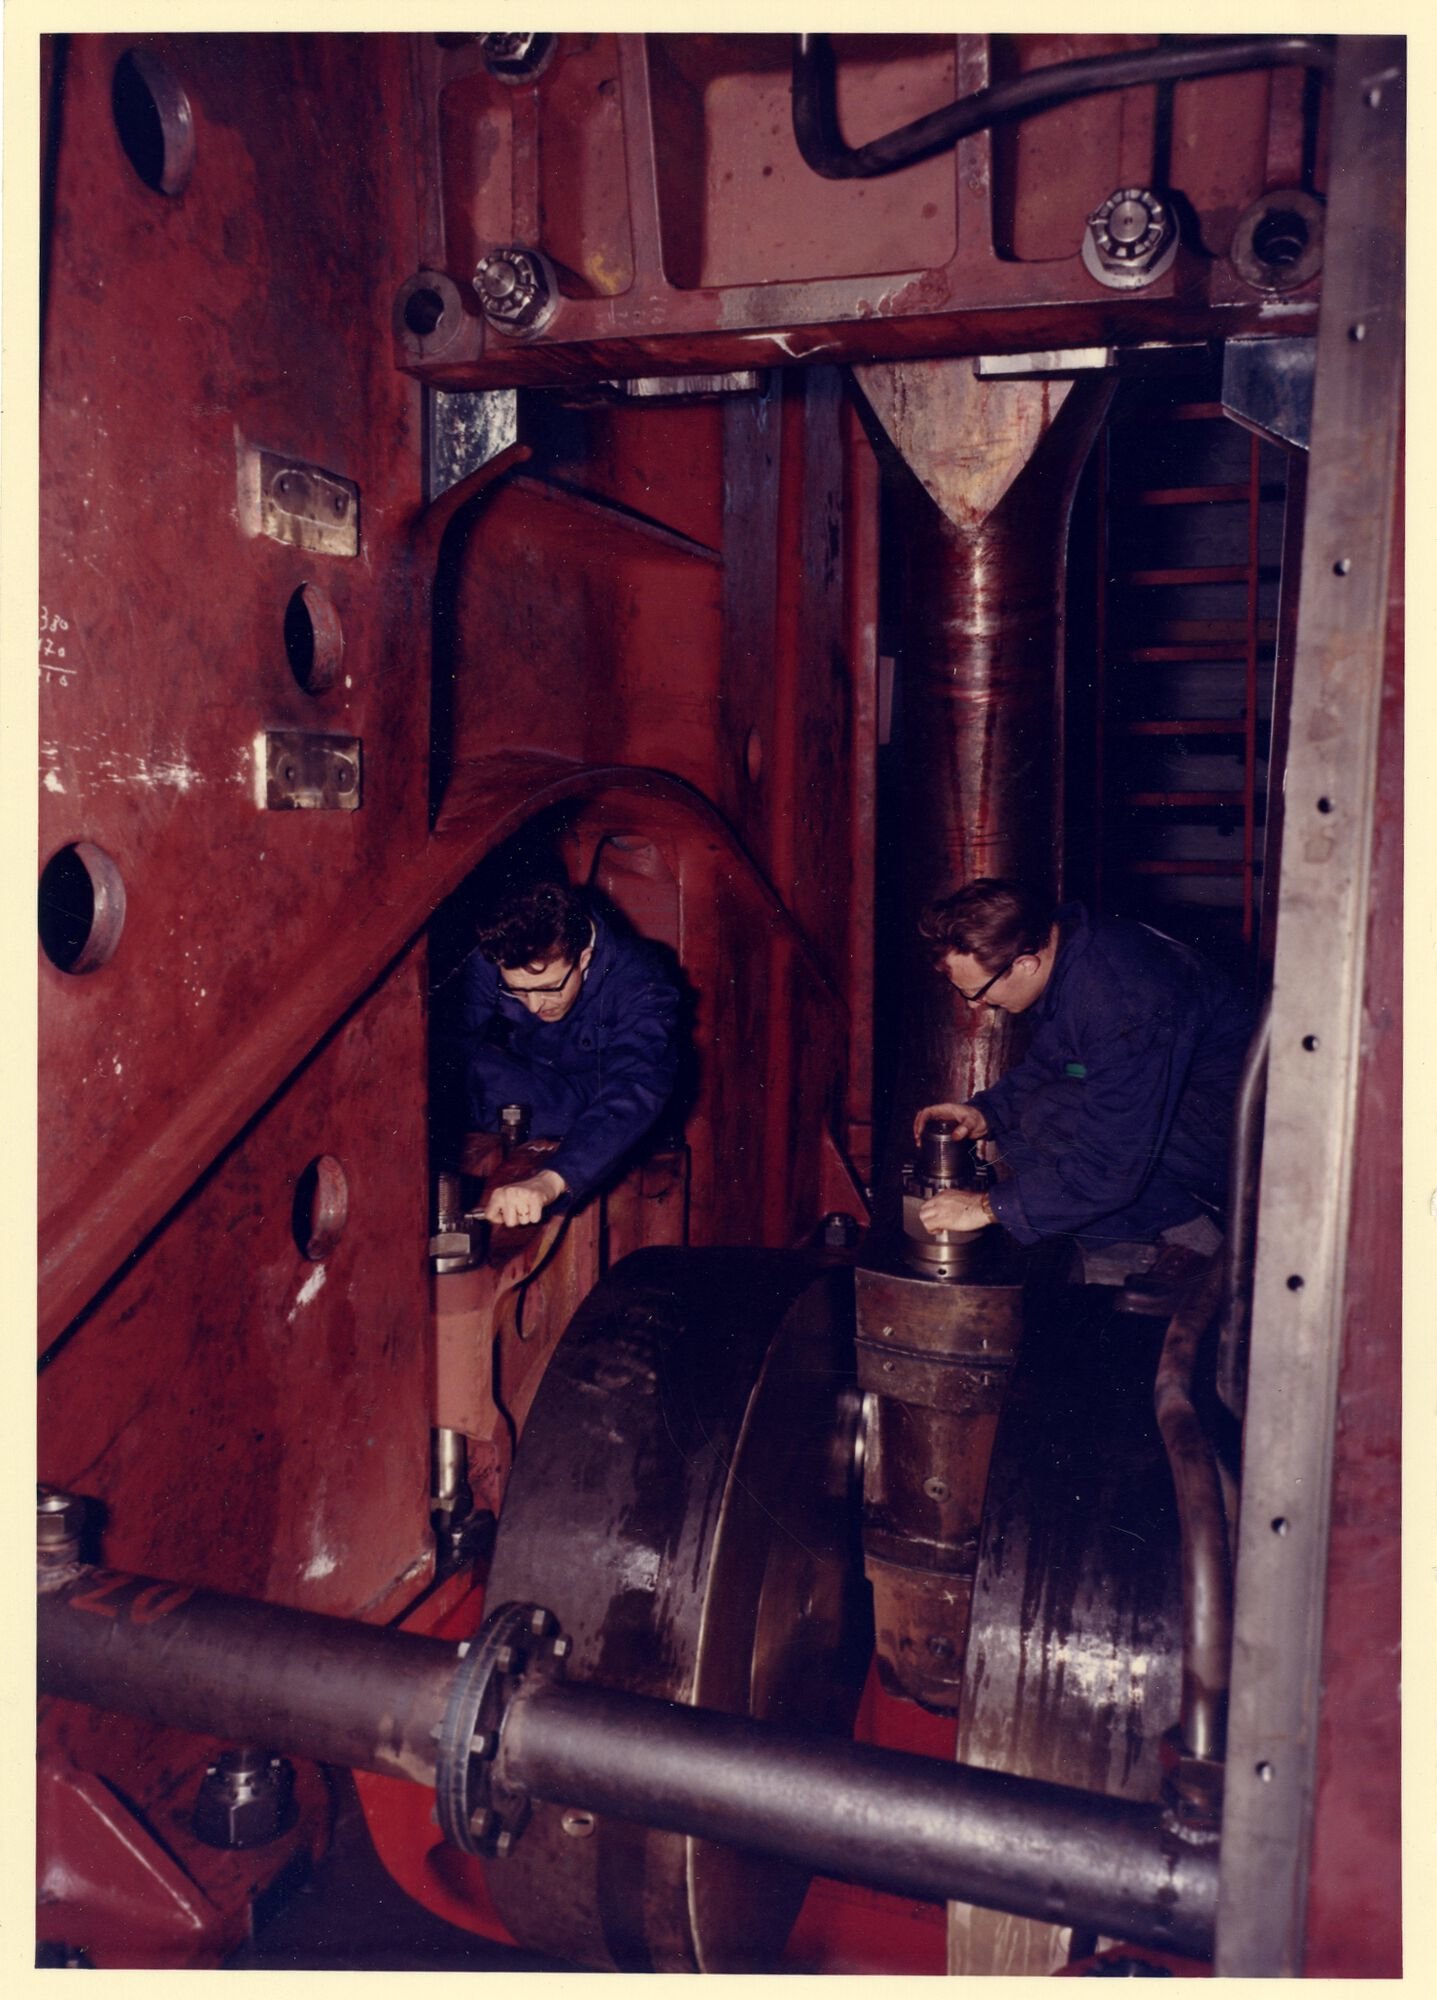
482,1169,567,1228
918,1189,993,1235
912,1101,989,1145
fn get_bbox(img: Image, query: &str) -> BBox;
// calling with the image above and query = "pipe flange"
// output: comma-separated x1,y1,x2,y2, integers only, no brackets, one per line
1082,186,1179,292
473,245,559,339
434,1601,569,1858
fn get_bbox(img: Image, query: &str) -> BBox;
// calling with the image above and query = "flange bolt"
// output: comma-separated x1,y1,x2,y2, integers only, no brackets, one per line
473,246,559,337
1082,187,1179,291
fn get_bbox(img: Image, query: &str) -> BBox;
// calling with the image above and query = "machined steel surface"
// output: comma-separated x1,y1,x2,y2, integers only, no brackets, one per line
1216,37,1404,1977
855,1257,1023,1709
496,1677,1218,1960
1081,188,1178,292
479,1246,873,1972
950,1285,1186,1973
900,1116,990,1279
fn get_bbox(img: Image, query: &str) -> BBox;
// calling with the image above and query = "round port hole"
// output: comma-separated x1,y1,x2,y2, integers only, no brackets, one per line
112,48,195,196
293,1155,349,1261
284,583,345,695
39,842,127,974
403,288,447,339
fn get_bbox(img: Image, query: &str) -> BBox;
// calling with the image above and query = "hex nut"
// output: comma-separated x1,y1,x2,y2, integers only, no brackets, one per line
472,246,559,339
1082,187,1179,292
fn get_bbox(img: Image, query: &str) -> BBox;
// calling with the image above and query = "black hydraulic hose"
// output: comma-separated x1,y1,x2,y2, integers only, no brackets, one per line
792,34,1336,180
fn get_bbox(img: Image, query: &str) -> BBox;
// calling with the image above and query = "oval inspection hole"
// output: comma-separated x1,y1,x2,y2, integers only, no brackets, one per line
284,583,345,695
403,287,447,338
39,842,127,974
112,48,196,196
293,1155,349,1261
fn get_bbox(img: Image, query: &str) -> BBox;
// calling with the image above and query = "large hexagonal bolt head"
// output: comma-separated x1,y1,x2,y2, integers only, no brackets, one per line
37,1487,86,1591
1082,186,1180,292
192,1748,297,1849
479,33,556,84
473,245,559,338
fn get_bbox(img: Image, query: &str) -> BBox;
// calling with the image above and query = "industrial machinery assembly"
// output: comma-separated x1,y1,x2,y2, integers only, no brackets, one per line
33,28,1400,1978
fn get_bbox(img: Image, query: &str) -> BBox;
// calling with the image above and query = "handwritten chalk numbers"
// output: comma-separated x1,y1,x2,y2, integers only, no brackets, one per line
40,607,73,685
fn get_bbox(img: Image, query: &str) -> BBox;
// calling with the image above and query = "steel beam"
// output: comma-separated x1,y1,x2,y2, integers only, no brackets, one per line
1215,36,1404,1976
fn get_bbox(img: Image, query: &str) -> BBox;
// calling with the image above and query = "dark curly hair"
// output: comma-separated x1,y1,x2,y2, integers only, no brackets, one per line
476,879,590,970
918,878,1057,973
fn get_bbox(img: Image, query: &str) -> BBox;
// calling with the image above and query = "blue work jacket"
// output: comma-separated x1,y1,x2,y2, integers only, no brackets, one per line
974,904,1253,1245
455,917,681,1204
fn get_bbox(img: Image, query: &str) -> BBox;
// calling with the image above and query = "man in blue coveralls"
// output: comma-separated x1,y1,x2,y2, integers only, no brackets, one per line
454,879,681,1229
912,878,1252,1252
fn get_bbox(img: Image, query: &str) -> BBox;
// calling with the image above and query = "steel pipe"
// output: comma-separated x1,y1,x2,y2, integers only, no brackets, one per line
1218,998,1273,1417
37,1566,458,1786
498,1678,1217,1958
793,33,1335,181
39,1561,1217,1956
1153,1258,1233,1763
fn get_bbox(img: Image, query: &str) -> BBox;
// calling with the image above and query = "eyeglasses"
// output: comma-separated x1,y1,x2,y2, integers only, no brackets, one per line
949,959,1014,1004
501,960,578,999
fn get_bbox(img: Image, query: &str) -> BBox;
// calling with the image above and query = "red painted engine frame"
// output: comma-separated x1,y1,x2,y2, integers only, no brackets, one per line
34,29,1398,1978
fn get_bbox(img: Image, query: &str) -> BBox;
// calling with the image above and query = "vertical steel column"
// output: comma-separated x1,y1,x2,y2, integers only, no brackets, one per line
884,376,1113,1124
1215,36,1403,1976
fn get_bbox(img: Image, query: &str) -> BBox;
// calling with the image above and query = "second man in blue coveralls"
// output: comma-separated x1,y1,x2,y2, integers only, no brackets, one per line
455,879,681,1228
913,878,1252,1248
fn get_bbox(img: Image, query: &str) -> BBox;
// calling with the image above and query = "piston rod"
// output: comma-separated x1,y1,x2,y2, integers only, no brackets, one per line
38,1563,1216,1955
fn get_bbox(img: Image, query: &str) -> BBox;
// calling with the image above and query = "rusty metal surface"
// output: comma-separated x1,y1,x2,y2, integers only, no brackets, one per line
480,1248,871,1972
397,34,1329,390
